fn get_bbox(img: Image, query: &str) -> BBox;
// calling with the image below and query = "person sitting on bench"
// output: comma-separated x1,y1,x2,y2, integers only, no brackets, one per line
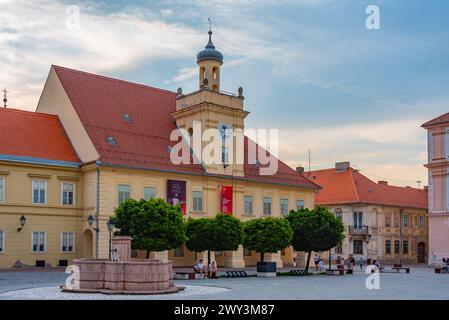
442,258,449,273
194,259,207,278
209,261,218,279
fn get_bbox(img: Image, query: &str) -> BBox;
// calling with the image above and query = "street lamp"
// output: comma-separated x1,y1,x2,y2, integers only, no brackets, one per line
106,218,115,259
17,215,26,232
87,214,99,232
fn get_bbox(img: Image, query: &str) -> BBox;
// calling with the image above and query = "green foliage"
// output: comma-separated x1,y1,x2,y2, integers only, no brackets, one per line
287,207,345,253
112,198,187,252
214,213,243,251
185,217,218,253
185,213,243,253
242,217,293,261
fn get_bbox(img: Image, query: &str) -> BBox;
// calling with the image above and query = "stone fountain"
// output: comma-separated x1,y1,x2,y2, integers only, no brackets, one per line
62,236,184,295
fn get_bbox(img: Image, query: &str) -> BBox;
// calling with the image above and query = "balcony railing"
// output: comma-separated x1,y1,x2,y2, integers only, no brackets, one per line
348,226,369,236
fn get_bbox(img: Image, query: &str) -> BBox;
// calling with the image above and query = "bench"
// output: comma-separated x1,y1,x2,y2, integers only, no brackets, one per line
435,267,449,274
226,271,248,278
290,269,308,276
392,264,410,274
326,265,353,275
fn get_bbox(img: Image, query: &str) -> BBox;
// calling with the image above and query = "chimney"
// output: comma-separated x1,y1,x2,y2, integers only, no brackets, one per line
296,166,305,174
424,186,429,191
335,162,350,172
378,181,388,186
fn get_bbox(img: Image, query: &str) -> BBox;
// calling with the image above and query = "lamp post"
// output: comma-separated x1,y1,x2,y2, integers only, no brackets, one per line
106,218,115,259
87,214,99,232
17,215,26,232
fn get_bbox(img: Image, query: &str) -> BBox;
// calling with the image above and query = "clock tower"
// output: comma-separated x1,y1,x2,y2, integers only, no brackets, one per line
172,29,249,177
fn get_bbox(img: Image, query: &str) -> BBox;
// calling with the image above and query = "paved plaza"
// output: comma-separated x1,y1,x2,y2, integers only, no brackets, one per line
0,266,448,300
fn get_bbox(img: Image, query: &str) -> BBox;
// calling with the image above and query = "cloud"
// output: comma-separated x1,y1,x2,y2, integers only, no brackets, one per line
277,117,429,186
0,0,205,109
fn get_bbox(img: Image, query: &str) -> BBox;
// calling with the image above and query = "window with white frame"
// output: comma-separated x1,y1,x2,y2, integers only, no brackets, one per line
419,216,425,228
335,208,343,220
280,198,289,216
244,196,253,215
403,213,409,228
32,231,46,253
61,182,75,205
32,180,47,204
61,232,74,253
263,197,272,216
0,230,4,252
296,199,305,210
118,184,131,205
0,177,4,203
192,191,203,212
144,187,156,200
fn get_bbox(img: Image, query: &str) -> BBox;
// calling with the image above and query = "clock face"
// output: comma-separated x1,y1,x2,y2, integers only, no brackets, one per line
218,123,232,139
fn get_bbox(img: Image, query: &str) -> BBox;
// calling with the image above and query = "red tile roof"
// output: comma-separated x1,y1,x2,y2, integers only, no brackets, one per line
53,65,319,189
307,167,427,209
422,112,449,128
0,108,79,163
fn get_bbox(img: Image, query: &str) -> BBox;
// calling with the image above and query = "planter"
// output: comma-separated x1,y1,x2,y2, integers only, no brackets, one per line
257,262,277,277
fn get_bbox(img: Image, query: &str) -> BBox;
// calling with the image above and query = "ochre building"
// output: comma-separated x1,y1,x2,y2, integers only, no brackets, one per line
308,162,428,264
0,32,319,268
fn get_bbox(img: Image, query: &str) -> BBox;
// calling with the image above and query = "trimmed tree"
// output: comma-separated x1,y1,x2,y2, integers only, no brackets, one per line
185,213,243,266
287,207,345,272
185,217,217,266
112,198,187,258
242,217,293,263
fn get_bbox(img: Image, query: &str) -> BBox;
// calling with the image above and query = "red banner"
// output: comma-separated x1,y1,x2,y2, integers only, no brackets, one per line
221,186,233,215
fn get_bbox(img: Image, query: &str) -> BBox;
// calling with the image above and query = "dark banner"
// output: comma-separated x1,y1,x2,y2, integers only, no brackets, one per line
221,186,233,215
167,180,186,214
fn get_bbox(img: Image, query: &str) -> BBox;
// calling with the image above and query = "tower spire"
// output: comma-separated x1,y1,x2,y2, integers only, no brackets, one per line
3,88,7,108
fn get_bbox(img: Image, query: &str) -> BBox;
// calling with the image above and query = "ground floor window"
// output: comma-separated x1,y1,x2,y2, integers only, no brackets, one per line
32,231,46,253
403,240,408,254
335,243,342,254
61,232,74,253
174,246,184,257
394,240,400,254
353,240,363,254
215,251,221,257
385,240,391,254
243,248,252,256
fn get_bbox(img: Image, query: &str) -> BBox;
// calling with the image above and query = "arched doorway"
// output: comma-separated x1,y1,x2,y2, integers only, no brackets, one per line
418,242,426,263
83,229,94,258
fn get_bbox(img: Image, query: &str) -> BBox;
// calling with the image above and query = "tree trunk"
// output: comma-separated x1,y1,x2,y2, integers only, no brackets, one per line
146,250,150,259
260,252,265,262
207,250,211,277
305,251,312,273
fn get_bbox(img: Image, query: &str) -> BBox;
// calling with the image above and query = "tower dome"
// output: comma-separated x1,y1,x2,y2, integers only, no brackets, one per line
197,31,223,63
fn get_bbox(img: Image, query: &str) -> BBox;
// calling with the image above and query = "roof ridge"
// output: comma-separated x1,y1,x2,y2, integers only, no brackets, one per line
348,168,361,203
52,65,177,96
0,107,59,119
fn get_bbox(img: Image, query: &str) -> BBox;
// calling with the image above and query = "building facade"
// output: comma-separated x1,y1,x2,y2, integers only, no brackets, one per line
308,162,428,264
0,31,319,268
423,112,449,264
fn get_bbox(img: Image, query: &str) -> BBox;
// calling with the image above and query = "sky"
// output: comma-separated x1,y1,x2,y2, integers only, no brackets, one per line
1,0,448,187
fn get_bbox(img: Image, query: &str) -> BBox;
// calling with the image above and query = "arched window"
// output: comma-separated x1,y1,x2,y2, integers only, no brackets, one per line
213,67,218,80
200,67,206,80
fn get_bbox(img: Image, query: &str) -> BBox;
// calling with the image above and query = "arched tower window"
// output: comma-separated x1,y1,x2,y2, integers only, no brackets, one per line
200,67,206,80
213,67,218,80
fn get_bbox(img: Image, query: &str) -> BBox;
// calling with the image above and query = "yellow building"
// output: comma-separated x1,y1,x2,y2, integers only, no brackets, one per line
0,31,319,268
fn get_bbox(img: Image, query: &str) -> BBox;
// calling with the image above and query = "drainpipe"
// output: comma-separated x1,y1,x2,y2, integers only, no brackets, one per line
95,160,101,258
399,208,404,265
